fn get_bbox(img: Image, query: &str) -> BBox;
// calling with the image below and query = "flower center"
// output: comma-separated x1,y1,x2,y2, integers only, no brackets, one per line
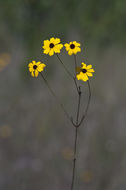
82,69,87,73
70,44,75,49
49,43,54,48
33,65,37,70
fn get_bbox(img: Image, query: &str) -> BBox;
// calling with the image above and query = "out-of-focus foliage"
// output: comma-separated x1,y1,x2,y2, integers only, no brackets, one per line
0,0,126,50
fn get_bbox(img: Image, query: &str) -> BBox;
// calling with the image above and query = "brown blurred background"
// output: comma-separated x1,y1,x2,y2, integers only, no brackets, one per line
0,0,126,189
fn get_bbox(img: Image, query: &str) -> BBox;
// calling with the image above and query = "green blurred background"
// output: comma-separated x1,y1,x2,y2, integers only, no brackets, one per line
0,0,126,189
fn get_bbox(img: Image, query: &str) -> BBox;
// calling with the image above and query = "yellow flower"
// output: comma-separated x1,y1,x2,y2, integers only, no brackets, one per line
28,61,46,77
42,37,63,56
76,63,95,82
64,41,81,55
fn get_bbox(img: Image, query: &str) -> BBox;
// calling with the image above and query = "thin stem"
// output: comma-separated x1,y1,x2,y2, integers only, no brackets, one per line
73,55,79,94
56,54,79,95
40,72,73,124
76,87,81,125
73,77,79,94
71,87,81,190
74,54,77,73
78,80,91,127
71,127,78,190
56,54,73,79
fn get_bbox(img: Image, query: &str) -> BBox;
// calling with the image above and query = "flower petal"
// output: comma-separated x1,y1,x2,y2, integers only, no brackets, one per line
82,74,89,81
72,41,80,47
73,47,81,54
32,60,36,64
76,73,82,80
87,72,93,77
87,65,92,70
43,40,50,47
50,37,55,43
68,49,73,55
43,48,50,54
76,72,88,82
81,62,86,69
31,71,34,77
28,63,33,67
49,49,54,56
88,69,95,73
54,38,61,44
29,67,34,72
37,64,46,72
35,70,39,77
36,62,41,66
54,44,63,53
64,43,70,51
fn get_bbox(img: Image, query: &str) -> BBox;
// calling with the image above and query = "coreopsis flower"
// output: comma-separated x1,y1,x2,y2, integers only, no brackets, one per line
64,41,81,55
28,61,46,77
76,63,95,82
42,37,63,56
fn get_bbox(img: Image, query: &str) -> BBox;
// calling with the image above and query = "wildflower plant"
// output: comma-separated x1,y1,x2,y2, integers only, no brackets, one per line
28,37,95,190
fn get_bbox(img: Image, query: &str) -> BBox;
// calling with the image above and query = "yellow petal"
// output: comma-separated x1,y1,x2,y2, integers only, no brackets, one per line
68,49,73,55
32,60,36,64
54,38,61,44
64,43,69,47
49,49,54,56
87,65,92,69
36,62,41,66
71,41,80,47
43,48,50,54
73,41,77,44
87,72,93,77
76,73,88,82
88,69,95,73
76,47,81,52
64,43,70,51
81,62,86,69
50,37,55,43
28,63,33,67
43,45,49,49
58,44,63,49
37,64,46,72
35,70,39,77
81,74,88,81
54,44,63,53
76,42,80,47
76,73,82,80
31,71,34,77
73,47,81,54
43,40,50,47
29,67,34,72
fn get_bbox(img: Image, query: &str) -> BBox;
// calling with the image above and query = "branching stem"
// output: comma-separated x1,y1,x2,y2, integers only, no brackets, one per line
40,54,91,190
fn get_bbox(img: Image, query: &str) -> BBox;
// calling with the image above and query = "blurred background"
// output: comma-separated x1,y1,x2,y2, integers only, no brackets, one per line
0,0,126,189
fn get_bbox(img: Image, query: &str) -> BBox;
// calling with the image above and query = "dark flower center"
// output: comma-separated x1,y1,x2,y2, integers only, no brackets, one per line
33,65,37,70
82,69,87,73
70,44,75,49
49,43,54,48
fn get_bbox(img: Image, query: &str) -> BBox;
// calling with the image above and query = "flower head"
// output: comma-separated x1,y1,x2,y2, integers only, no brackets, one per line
76,63,95,82
64,41,81,55
28,61,46,77
42,37,63,56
